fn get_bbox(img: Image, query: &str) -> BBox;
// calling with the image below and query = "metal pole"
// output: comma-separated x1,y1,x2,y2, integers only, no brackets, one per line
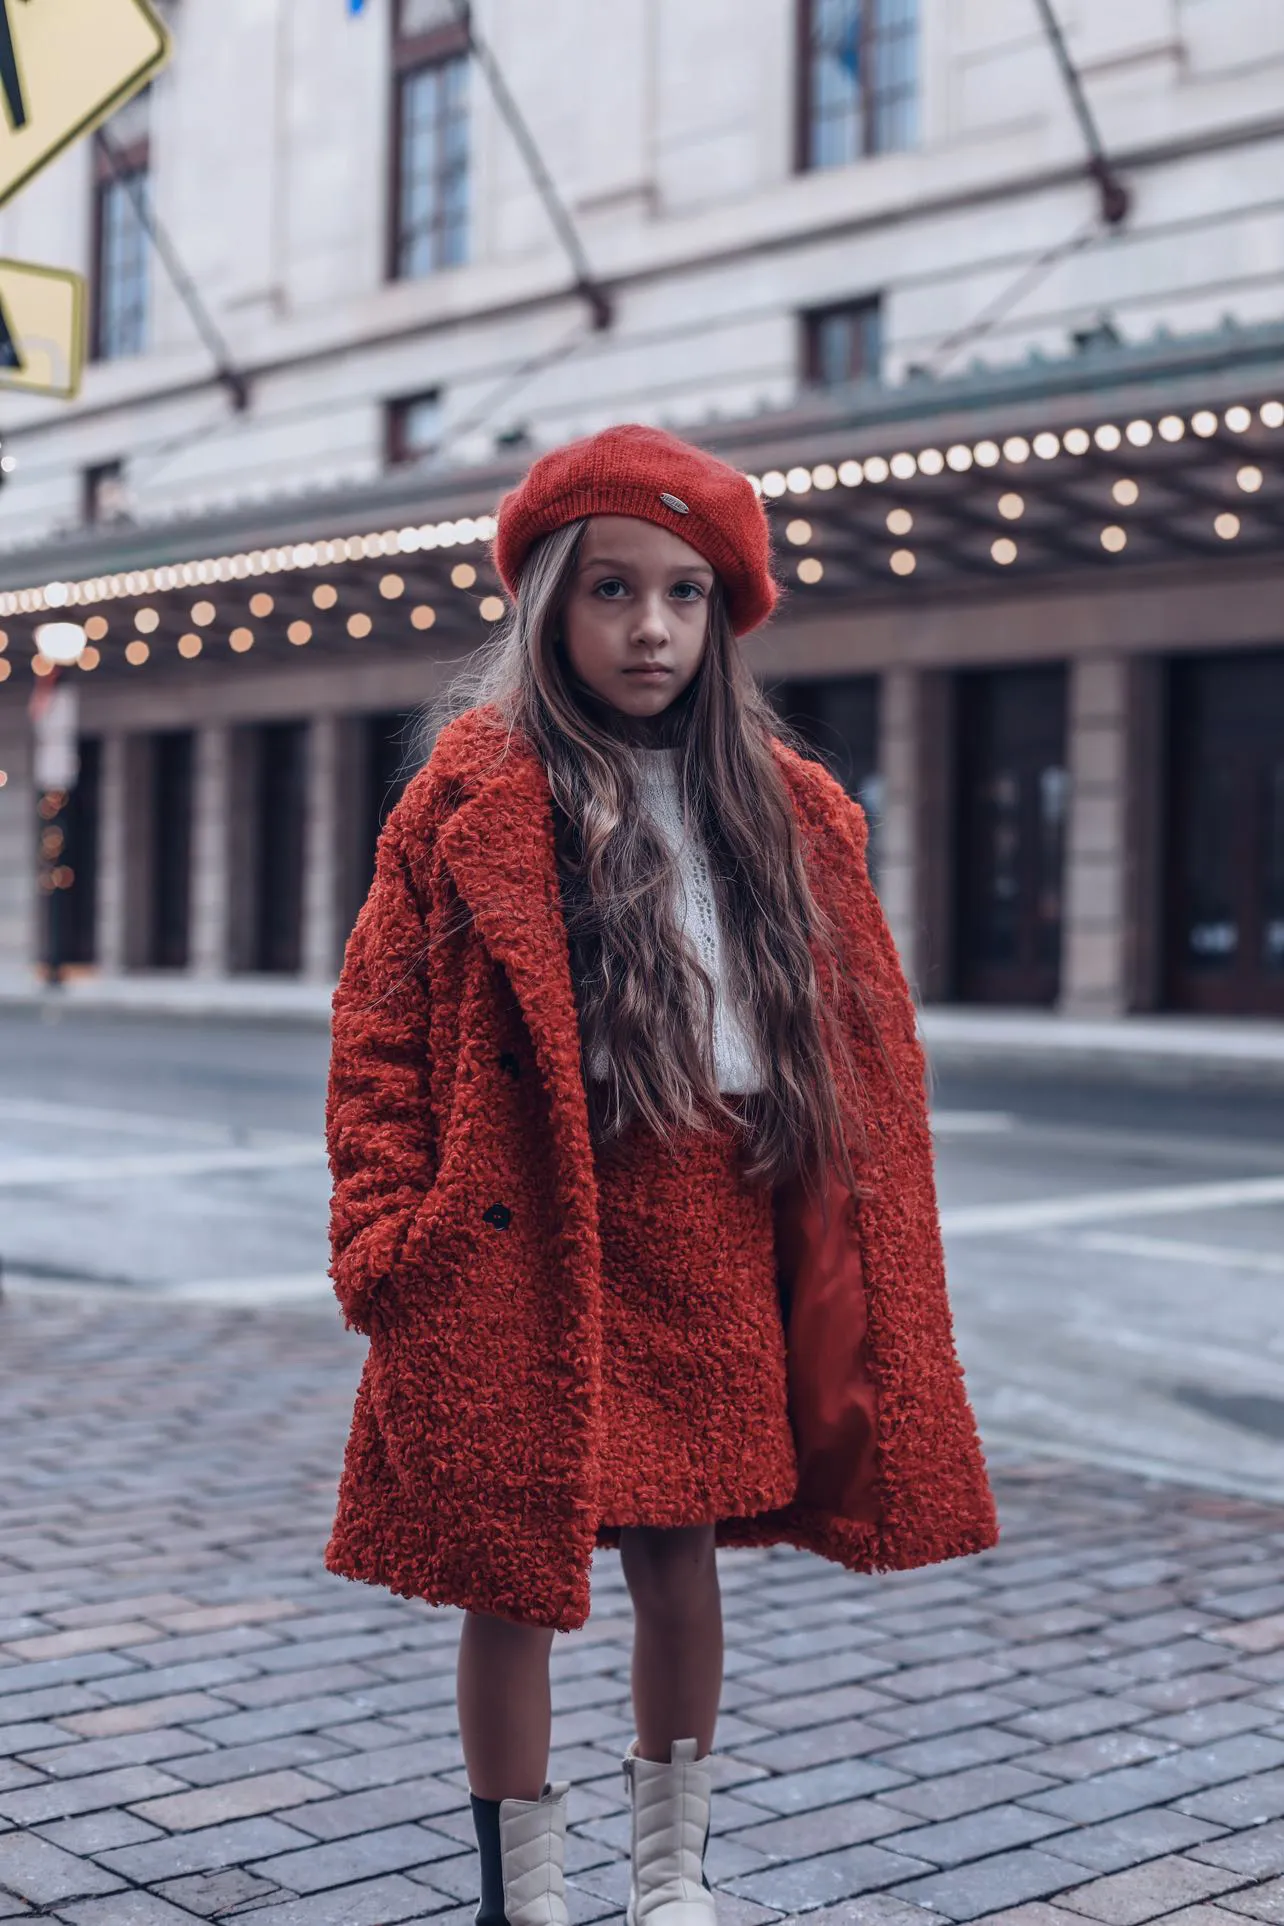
1031,0,1130,226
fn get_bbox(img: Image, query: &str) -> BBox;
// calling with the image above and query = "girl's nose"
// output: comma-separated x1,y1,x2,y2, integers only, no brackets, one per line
633,595,670,646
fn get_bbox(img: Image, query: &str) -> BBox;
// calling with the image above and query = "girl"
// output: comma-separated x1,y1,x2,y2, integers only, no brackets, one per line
325,424,997,1926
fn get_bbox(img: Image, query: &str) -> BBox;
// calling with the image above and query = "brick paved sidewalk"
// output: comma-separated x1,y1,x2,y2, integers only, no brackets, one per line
3,1292,1284,1926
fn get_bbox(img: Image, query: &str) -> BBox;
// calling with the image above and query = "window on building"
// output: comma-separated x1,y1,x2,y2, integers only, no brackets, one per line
387,389,443,465
804,298,883,389
83,460,130,526
92,95,151,361
392,0,470,280
798,0,918,170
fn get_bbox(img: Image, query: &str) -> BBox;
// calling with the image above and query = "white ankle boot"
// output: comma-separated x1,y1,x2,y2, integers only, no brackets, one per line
623,1738,717,1926
472,1781,570,1926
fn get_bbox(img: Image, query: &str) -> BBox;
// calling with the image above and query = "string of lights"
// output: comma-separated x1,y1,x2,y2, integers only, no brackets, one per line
0,393,1277,685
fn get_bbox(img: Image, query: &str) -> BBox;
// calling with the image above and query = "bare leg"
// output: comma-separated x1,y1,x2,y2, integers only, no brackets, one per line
457,1610,556,1802
620,1524,723,1761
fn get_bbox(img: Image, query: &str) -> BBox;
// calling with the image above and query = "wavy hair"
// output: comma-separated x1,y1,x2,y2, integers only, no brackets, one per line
430,520,863,1201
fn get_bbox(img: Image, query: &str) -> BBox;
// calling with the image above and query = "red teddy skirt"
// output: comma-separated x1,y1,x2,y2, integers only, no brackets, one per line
591,1100,799,1536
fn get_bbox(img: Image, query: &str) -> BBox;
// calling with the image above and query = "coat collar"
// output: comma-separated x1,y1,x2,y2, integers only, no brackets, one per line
434,710,595,1164
429,704,835,1125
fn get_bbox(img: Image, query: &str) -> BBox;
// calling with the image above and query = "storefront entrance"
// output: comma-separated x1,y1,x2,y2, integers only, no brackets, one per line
768,675,882,872
954,666,1068,1006
148,731,194,970
1166,650,1284,1016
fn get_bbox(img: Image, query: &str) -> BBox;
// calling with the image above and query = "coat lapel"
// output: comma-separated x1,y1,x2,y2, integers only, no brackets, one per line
435,735,596,1170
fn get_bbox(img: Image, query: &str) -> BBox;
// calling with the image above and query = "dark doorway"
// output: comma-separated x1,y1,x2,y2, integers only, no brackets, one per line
1166,650,1284,1016
955,666,1068,1006
363,711,421,885
251,721,308,974
148,730,194,969
61,737,101,966
767,675,882,873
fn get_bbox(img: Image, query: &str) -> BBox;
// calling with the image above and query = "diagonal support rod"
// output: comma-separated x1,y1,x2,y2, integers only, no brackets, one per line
450,0,611,330
97,124,250,411
1031,0,1130,225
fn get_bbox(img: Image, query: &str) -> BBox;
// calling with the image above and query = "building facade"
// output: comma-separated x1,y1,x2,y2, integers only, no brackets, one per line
0,0,1281,1016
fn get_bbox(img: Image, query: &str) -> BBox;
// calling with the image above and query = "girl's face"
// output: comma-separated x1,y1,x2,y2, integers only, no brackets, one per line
561,515,715,722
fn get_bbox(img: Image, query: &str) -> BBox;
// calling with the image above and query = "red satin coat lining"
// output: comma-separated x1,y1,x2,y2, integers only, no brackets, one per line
772,1169,881,1523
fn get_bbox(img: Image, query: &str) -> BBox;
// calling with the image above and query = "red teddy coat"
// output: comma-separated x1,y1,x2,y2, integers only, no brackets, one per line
324,703,997,1631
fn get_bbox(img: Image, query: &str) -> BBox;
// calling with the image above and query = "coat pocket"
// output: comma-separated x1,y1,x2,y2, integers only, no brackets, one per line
773,1167,881,1523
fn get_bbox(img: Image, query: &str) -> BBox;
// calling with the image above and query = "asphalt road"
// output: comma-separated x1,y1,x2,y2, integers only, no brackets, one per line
3,1008,1283,1502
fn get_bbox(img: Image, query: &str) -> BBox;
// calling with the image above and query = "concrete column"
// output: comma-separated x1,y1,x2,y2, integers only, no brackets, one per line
191,725,233,978
302,714,342,982
96,731,130,974
1061,657,1130,1016
0,714,35,980
877,667,920,990
876,667,954,1002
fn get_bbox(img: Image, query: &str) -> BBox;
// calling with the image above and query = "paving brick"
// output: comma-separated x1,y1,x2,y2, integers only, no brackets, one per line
798,1900,941,1926
248,1822,466,1894
739,1684,899,1732
874,1728,1040,1778
127,1767,332,1831
1038,1807,1228,1875
1189,1819,1284,1879
733,1757,910,1815
877,1761,1056,1822
151,1868,281,1917
96,1816,317,1883
720,1798,919,1862
0,1765,187,1826
728,1718,895,1773
214,1873,450,1926
892,1802,1073,1867
0,1623,163,1662
1052,1853,1247,1923
0,1830,123,1904
283,1776,462,1841
1009,1699,1156,1745
180,1697,371,1748
25,1727,212,1778
35,1808,163,1854
1024,1733,1176,1781
156,1733,346,1787
864,1691,1030,1741
724,1841,933,1911
1180,1768,1284,1826
891,1846,1094,1921
54,1895,207,1924
1219,1879,1284,1923
53,1696,230,1740
47,1596,194,1631
92,1661,260,1705
1139,1702,1272,1747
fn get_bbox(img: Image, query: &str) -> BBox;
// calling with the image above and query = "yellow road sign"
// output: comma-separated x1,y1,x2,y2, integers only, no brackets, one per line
0,0,169,210
0,258,85,398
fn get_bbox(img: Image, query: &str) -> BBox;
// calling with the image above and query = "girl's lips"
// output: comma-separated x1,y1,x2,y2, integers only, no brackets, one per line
624,666,672,676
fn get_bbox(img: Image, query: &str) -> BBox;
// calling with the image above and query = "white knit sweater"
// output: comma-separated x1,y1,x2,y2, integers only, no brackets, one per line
586,746,764,1093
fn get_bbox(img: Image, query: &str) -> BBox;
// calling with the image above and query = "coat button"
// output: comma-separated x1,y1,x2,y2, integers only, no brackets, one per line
499,1051,521,1079
482,1203,511,1230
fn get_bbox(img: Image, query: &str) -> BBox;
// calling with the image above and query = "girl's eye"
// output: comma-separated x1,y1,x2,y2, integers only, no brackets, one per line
593,578,628,600
670,581,705,603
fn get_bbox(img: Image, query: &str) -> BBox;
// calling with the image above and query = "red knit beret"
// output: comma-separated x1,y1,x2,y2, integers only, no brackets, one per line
493,423,778,635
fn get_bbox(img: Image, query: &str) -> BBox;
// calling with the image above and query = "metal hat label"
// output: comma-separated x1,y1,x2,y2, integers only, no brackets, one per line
659,492,689,514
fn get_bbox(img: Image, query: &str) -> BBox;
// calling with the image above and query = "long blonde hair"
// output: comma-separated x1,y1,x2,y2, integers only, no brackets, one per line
432,520,862,1199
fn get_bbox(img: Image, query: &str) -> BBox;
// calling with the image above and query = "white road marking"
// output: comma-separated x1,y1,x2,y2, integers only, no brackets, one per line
930,1111,1016,1135
0,1143,326,1188
1079,1230,1284,1275
163,1273,333,1304
943,1173,1284,1239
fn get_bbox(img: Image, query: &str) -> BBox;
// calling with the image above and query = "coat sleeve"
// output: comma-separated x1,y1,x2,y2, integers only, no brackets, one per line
326,807,438,1335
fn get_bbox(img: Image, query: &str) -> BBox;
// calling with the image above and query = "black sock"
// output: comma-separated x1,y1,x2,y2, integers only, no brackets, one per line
471,1793,508,1926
